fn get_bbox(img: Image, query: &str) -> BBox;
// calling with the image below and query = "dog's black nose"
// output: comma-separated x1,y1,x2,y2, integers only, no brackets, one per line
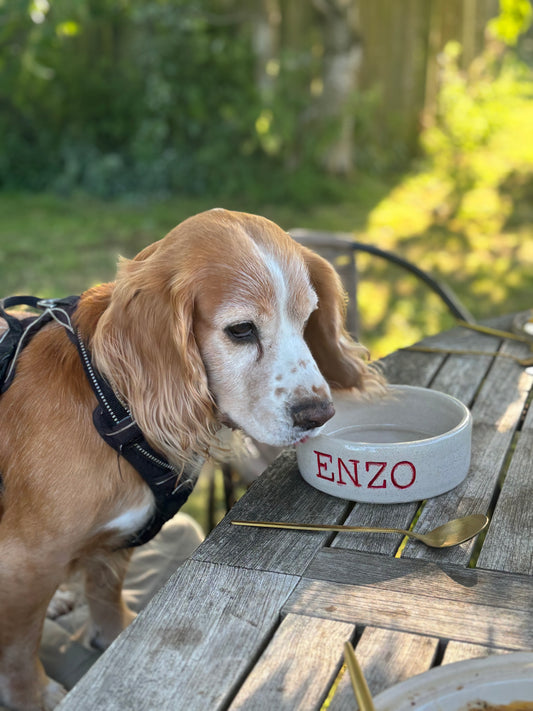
291,399,335,431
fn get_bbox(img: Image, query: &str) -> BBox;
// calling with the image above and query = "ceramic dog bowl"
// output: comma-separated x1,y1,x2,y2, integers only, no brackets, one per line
296,385,472,503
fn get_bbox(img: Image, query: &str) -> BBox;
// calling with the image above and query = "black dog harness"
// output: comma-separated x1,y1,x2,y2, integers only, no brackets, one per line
0,295,196,547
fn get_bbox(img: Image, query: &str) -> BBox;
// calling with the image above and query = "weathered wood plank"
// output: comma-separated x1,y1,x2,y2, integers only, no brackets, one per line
381,321,502,390
523,390,533,431
442,641,510,665
228,613,354,710
284,578,531,651
300,548,532,612
193,449,352,575
428,346,496,403
331,500,420,556
468,339,533,429
284,551,533,651
477,428,533,575
381,326,477,383
380,346,445,387
58,560,298,711
328,627,439,711
402,338,532,565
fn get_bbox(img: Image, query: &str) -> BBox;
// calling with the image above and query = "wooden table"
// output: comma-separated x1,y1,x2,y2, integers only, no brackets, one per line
58,314,533,710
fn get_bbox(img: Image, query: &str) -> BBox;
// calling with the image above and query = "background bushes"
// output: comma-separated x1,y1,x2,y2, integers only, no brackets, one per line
3,0,530,201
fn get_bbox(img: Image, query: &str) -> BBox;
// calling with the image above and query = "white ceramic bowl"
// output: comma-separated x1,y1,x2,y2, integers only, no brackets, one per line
296,385,472,504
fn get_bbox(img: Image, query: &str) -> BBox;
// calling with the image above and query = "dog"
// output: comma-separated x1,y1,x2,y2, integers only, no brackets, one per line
0,208,384,710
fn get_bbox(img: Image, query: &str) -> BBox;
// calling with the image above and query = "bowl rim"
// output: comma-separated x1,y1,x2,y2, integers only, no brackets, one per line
319,385,472,448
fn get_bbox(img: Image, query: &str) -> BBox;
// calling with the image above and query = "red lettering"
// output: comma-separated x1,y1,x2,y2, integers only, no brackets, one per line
314,451,334,481
366,461,387,488
390,461,416,489
336,458,361,487
313,456,416,491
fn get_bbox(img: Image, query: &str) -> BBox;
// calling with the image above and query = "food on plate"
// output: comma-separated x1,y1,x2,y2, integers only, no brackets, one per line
466,702,533,711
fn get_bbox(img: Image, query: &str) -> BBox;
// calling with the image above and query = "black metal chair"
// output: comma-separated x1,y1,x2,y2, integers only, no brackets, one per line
289,229,475,336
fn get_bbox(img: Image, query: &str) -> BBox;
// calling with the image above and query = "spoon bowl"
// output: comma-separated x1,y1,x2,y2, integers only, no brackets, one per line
231,513,489,548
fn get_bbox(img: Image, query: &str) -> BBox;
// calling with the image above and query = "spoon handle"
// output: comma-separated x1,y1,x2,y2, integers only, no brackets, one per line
231,520,409,536
344,642,376,711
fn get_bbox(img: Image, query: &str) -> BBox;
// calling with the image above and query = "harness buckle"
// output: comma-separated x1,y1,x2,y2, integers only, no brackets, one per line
36,298,60,309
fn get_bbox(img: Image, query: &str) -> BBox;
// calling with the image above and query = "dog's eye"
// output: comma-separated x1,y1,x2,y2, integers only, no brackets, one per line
225,322,257,343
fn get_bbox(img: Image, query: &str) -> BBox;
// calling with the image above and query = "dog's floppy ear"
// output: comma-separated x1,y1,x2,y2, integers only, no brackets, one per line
301,247,384,393
90,251,217,465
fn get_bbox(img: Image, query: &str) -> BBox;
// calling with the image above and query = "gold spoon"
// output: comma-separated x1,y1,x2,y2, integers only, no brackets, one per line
404,344,533,367
231,513,488,548
344,641,376,711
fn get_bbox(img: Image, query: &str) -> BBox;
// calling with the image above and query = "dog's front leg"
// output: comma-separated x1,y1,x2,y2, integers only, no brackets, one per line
0,538,68,711
82,548,136,651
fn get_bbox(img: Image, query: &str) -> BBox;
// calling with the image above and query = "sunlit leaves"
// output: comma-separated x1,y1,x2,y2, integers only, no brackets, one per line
29,0,49,24
488,0,532,46
56,21,80,37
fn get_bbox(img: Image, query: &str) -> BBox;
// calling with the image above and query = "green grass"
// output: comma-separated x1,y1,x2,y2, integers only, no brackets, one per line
1,164,531,361
0,192,216,295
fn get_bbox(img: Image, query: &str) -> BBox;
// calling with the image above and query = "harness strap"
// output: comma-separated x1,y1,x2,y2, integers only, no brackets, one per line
0,295,196,547
68,325,196,546
0,296,79,393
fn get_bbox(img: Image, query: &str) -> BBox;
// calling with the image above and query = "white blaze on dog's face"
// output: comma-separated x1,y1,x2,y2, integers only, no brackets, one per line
193,214,334,446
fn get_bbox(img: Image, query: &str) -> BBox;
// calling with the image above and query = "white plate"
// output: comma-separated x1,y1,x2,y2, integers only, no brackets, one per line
374,652,533,711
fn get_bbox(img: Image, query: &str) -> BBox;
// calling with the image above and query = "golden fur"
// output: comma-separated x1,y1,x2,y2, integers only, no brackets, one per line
0,208,384,710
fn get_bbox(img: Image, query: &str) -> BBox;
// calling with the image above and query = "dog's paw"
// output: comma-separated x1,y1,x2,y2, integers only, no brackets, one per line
86,607,137,651
46,587,78,619
43,678,67,710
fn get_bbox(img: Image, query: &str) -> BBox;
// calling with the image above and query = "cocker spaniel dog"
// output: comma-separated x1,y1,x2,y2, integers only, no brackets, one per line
0,208,383,710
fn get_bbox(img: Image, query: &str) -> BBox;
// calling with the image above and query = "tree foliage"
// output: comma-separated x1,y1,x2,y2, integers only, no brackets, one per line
1,0,268,196
0,0,531,199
